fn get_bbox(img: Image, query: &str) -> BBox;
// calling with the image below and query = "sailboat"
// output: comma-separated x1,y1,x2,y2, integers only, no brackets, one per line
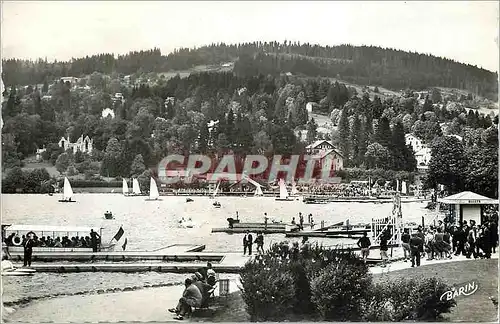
132,178,142,196
254,186,264,197
122,179,130,196
145,177,162,201
275,179,294,201
210,181,220,199
58,177,76,203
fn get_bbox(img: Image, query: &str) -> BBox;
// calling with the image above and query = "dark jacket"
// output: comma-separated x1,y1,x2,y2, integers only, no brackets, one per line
243,234,253,245
357,236,371,248
401,233,410,244
193,280,213,302
379,237,388,251
23,239,34,252
409,235,423,251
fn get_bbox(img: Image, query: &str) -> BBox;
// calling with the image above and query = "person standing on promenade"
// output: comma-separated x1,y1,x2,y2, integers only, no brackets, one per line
357,232,371,263
255,232,264,254
23,233,34,267
401,229,411,262
299,213,304,230
379,232,389,267
243,231,253,256
409,233,423,267
90,229,100,253
263,213,268,230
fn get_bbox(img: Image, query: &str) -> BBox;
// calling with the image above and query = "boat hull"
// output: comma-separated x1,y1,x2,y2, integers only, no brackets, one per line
144,198,162,201
275,198,295,201
58,200,76,203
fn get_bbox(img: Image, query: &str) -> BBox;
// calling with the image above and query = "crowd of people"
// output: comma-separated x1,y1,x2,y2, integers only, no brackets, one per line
168,262,218,320
359,215,499,268
3,229,103,267
4,233,100,249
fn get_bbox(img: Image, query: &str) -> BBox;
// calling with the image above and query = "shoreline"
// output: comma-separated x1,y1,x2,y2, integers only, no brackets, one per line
4,254,497,322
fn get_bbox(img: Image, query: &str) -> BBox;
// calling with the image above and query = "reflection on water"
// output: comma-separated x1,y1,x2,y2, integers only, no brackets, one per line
2,194,430,304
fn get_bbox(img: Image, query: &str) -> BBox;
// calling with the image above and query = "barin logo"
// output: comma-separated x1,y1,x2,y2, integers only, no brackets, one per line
440,281,479,301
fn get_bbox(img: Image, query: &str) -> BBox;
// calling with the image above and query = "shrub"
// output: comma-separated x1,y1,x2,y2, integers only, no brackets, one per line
311,261,373,321
363,277,456,321
240,259,297,321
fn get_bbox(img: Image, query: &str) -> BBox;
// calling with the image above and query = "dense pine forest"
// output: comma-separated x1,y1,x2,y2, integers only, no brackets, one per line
2,42,498,100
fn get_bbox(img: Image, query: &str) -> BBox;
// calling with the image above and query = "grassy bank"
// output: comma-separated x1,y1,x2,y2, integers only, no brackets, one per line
203,259,497,322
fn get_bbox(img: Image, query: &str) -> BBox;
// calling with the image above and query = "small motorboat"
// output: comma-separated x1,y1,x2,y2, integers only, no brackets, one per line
104,211,113,219
179,218,195,228
186,198,194,203
213,202,221,208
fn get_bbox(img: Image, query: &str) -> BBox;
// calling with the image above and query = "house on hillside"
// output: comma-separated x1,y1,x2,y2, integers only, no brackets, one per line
58,135,93,154
415,147,432,170
405,134,432,170
60,77,79,85
405,134,426,153
305,140,344,171
102,108,115,119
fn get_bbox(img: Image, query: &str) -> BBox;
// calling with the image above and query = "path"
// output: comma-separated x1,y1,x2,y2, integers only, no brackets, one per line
6,276,241,323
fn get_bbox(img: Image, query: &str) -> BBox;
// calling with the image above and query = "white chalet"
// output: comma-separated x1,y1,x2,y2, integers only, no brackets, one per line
58,135,93,154
305,140,344,171
405,134,431,170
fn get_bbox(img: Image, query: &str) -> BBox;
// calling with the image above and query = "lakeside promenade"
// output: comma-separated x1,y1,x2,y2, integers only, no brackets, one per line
5,252,498,323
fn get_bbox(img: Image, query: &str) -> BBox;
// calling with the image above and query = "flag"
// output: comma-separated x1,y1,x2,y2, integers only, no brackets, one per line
113,226,124,241
122,238,128,251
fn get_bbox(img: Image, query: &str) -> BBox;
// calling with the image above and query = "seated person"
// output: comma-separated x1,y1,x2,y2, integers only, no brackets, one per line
168,278,203,320
206,263,217,286
192,273,214,306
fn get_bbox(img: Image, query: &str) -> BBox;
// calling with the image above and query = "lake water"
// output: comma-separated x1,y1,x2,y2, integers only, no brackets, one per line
1,194,432,305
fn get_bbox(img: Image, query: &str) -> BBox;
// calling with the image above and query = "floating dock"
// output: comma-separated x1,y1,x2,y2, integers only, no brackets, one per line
7,244,207,262
13,252,251,274
211,222,309,234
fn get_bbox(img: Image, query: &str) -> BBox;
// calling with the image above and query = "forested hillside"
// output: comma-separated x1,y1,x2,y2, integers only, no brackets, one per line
2,42,498,100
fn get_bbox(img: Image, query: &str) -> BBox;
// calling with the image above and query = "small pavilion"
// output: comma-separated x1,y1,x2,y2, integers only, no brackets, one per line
438,191,498,225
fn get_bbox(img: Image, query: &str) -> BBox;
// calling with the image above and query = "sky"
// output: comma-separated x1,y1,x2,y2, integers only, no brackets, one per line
1,1,499,72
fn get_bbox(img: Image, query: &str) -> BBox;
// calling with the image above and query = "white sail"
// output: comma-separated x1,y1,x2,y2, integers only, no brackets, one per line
132,179,141,194
279,179,289,199
212,181,220,198
149,178,159,200
290,181,299,196
63,177,73,200
401,181,407,195
254,186,263,196
122,179,129,195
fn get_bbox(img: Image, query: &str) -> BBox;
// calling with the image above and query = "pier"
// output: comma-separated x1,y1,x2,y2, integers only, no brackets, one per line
7,244,208,262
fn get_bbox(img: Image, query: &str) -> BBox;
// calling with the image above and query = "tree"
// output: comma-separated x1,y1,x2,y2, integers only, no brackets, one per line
306,118,318,143
350,114,362,167
374,116,391,148
130,154,146,177
365,143,390,169
55,152,71,174
425,136,466,193
337,107,350,163
431,89,442,103
253,130,272,154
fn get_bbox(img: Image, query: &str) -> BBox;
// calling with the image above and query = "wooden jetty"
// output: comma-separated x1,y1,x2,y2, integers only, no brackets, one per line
303,196,393,204
13,251,394,273
7,244,208,263
211,222,310,234
14,252,251,274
